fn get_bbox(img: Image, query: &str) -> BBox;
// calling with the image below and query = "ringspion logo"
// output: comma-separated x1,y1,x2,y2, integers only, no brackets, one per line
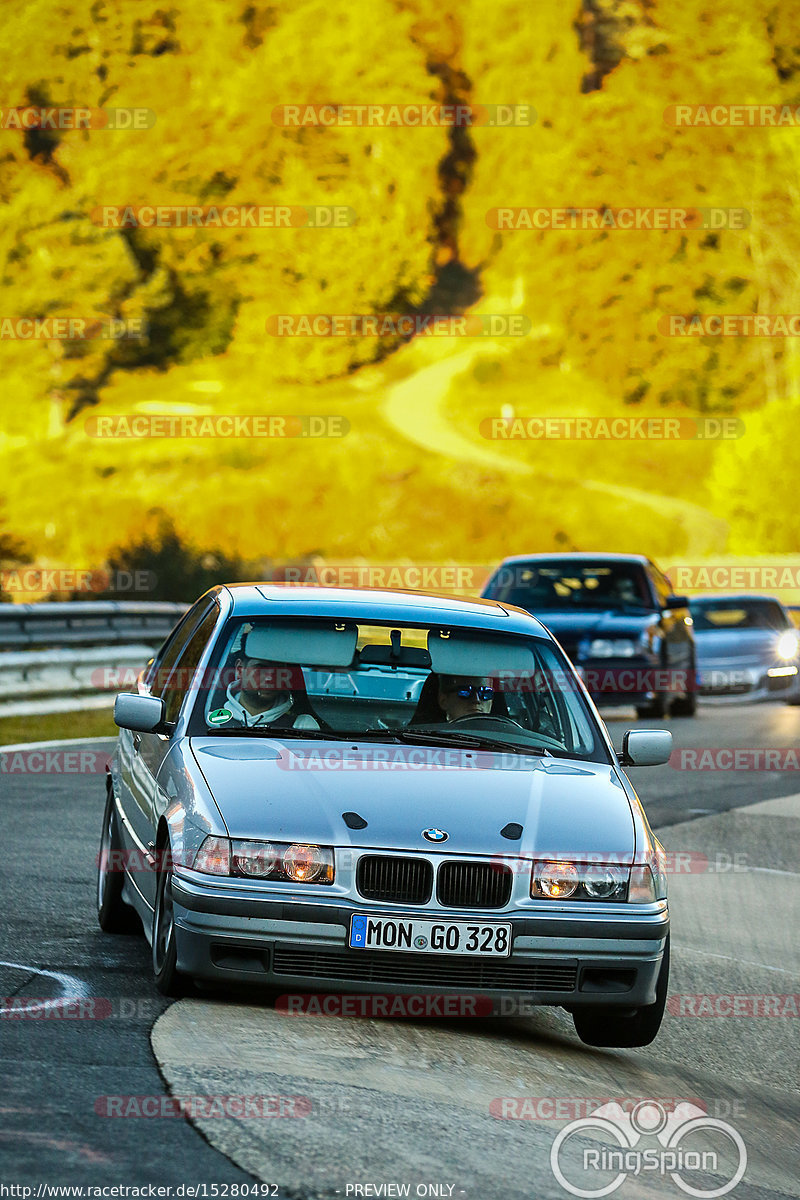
549,1101,746,1198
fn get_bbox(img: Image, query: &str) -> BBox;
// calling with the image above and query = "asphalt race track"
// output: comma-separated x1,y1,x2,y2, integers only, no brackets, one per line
2,704,799,1198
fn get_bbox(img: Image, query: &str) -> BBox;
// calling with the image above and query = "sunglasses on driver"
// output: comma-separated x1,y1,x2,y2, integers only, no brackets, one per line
443,684,495,701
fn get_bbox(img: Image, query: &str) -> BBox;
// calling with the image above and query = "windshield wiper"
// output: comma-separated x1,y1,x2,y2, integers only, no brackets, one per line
380,727,551,757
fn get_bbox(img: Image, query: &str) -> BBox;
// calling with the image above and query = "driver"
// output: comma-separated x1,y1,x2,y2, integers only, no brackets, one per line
224,655,320,729
437,675,495,722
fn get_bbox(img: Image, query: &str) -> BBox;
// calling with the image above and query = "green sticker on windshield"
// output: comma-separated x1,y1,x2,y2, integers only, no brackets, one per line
208,707,233,725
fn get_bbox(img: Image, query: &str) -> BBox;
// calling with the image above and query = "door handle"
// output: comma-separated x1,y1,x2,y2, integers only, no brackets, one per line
132,733,142,752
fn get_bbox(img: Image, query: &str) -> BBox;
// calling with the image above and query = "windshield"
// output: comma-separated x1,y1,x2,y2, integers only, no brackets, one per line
190,618,610,763
689,599,790,632
485,560,653,612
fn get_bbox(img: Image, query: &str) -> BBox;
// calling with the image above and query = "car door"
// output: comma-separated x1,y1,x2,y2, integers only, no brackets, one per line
118,598,219,909
649,564,693,684
146,601,222,852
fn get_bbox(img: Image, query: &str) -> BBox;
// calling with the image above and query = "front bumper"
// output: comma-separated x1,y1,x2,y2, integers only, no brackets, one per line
697,661,800,702
171,874,669,1009
575,659,689,708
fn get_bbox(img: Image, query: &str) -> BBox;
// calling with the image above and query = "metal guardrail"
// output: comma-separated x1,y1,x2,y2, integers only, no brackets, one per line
0,601,186,650
0,601,187,718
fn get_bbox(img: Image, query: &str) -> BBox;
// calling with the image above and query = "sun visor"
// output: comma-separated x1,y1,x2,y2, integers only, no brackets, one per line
427,630,535,677
243,621,358,667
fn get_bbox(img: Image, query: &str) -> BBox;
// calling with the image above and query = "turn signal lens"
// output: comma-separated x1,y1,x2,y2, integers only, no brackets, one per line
628,865,658,902
193,836,231,875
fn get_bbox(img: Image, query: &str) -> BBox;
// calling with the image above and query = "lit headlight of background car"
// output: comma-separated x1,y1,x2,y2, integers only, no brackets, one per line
193,837,335,884
775,630,799,661
530,855,668,902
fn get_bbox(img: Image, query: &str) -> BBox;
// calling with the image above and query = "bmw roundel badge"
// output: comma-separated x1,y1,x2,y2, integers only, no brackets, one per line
422,828,448,843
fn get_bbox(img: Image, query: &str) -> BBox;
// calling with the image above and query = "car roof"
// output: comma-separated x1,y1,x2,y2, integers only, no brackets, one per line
220,583,551,637
493,552,652,567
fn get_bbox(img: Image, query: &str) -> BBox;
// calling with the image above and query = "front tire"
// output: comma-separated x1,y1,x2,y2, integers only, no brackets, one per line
152,856,189,997
670,655,697,716
97,786,139,934
636,694,666,720
573,935,670,1048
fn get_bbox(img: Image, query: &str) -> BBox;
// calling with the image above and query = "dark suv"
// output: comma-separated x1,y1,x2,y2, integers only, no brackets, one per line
481,553,696,717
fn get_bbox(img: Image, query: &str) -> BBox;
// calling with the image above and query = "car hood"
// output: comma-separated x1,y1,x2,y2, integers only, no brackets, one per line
534,610,654,639
693,629,784,661
189,737,635,860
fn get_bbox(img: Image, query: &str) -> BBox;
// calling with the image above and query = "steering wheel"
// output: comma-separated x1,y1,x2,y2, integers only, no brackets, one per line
447,714,522,730
445,712,566,752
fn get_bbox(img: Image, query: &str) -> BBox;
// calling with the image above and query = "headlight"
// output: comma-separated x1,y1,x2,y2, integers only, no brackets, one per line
232,840,279,878
776,630,799,661
586,638,638,658
193,836,334,884
531,861,629,901
282,843,332,882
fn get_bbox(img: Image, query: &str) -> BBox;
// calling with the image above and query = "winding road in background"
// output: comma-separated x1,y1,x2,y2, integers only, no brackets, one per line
372,335,728,558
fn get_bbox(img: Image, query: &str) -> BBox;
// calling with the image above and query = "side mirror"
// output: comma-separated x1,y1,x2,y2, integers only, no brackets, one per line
114,692,168,734
619,728,672,767
665,594,689,610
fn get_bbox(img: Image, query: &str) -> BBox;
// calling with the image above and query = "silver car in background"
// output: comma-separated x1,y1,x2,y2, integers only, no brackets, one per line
690,593,800,703
98,584,673,1048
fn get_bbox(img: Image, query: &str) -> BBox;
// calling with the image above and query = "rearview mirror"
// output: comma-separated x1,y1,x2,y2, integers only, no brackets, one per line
619,728,672,767
114,693,167,734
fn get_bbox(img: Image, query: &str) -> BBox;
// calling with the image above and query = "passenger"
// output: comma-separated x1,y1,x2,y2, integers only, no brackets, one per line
224,656,320,729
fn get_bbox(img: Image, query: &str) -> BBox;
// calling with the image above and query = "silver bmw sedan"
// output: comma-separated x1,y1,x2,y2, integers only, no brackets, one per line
98,584,672,1048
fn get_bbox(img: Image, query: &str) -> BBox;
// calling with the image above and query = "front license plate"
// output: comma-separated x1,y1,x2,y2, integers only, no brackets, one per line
349,914,511,957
